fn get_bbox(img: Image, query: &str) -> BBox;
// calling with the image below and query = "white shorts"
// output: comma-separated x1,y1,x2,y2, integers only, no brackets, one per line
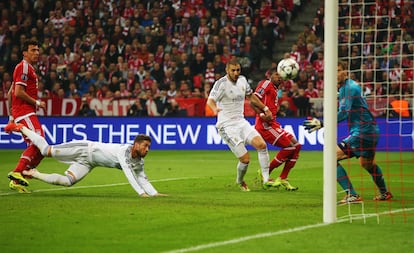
217,120,260,158
51,141,91,183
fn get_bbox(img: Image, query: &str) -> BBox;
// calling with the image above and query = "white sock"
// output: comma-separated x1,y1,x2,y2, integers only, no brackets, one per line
21,126,50,156
258,148,270,182
32,170,72,186
236,161,248,184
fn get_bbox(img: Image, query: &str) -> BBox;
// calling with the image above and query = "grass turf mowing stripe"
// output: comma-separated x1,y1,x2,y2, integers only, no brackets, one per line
0,177,199,196
163,208,414,253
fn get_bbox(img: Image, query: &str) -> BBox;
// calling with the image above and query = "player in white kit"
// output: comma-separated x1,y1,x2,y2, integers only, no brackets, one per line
207,59,279,191
5,122,167,197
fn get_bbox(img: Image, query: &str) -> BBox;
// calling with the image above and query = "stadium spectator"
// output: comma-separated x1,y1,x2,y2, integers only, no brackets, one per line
294,88,311,117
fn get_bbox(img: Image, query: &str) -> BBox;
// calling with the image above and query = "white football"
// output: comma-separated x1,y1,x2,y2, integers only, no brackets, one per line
277,58,299,80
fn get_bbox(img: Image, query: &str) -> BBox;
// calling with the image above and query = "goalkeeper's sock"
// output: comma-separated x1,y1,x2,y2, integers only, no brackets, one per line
236,161,248,184
337,163,357,195
257,148,270,182
368,164,387,194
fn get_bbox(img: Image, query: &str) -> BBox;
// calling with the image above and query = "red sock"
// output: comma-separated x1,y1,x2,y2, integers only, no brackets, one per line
270,148,295,173
279,144,301,179
13,145,42,172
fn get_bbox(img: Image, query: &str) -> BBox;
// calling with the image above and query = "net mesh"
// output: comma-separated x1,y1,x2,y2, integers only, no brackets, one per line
337,0,414,223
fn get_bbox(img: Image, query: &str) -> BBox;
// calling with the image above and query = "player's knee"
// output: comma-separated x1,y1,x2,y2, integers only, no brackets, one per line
361,162,374,171
239,153,250,164
61,177,74,187
254,140,267,150
63,171,78,186
295,143,302,152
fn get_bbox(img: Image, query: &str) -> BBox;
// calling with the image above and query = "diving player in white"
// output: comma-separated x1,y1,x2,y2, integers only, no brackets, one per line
207,59,278,191
5,122,167,197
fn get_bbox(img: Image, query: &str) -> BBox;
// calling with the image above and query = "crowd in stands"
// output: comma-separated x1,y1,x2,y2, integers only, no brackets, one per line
0,0,412,118
274,0,414,118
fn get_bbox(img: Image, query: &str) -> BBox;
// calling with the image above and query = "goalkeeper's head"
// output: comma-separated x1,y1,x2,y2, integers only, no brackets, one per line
337,60,348,87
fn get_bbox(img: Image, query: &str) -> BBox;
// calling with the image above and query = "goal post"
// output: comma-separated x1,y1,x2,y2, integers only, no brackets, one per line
323,0,338,223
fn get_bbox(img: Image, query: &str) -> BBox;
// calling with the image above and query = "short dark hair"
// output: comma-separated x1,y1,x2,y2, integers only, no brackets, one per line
134,134,151,144
226,58,240,68
22,39,39,52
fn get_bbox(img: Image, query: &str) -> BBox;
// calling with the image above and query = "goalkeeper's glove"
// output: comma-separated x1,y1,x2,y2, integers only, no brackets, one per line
303,117,323,133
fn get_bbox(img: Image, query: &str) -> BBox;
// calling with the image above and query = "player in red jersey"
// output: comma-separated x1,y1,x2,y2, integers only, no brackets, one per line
253,68,301,191
6,39,46,193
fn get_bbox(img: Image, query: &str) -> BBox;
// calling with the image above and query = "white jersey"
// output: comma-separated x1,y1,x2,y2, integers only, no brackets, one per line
208,74,253,128
52,141,158,196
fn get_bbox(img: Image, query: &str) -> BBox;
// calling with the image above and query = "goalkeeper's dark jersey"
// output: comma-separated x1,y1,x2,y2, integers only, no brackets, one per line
337,79,379,138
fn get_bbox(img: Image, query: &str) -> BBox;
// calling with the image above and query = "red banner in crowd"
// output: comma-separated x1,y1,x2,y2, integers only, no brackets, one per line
0,97,389,117
0,98,209,117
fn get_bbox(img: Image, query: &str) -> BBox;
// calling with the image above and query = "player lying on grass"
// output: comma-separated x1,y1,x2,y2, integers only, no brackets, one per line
303,60,392,204
5,122,167,197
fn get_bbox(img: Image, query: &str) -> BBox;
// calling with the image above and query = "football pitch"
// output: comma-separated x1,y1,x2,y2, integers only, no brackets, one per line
0,150,413,253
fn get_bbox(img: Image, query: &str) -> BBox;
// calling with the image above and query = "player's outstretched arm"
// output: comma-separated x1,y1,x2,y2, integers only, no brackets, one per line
303,117,324,133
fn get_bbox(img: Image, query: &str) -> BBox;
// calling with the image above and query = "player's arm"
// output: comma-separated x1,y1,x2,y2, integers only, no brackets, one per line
206,97,219,115
247,93,272,120
337,88,352,123
14,84,46,109
250,94,271,120
120,159,167,197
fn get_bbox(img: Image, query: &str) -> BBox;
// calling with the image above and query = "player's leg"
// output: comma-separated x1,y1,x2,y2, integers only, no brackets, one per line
23,163,90,187
218,125,251,191
360,156,393,200
7,116,44,187
19,125,51,156
247,124,277,188
275,133,302,179
336,140,362,204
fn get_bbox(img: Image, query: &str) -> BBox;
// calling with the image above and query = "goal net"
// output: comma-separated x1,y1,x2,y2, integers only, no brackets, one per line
336,0,414,223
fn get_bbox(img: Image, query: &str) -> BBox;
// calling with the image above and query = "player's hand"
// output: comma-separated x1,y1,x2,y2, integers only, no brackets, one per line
303,117,323,133
37,101,46,109
263,109,273,121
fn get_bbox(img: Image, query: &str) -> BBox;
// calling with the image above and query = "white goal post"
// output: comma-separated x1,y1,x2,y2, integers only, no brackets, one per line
323,0,338,223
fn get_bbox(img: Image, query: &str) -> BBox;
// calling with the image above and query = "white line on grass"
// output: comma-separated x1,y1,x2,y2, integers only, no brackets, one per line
163,208,414,253
0,177,198,196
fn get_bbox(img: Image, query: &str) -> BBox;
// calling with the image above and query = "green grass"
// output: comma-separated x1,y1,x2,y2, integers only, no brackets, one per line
0,150,413,253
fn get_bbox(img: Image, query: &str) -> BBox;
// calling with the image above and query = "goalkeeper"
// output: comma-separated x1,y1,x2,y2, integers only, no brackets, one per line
5,122,167,197
303,61,392,204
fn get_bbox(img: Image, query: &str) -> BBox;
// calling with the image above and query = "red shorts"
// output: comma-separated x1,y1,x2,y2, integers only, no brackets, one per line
255,121,294,148
17,114,44,145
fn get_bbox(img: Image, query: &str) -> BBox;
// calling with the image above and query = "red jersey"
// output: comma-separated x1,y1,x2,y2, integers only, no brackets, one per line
254,79,280,127
11,59,39,121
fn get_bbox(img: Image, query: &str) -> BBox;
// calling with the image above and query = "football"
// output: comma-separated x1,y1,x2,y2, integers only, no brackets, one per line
277,58,300,80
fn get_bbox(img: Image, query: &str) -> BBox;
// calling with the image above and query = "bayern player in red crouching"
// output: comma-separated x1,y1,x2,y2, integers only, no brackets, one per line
253,68,302,191
6,39,46,193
